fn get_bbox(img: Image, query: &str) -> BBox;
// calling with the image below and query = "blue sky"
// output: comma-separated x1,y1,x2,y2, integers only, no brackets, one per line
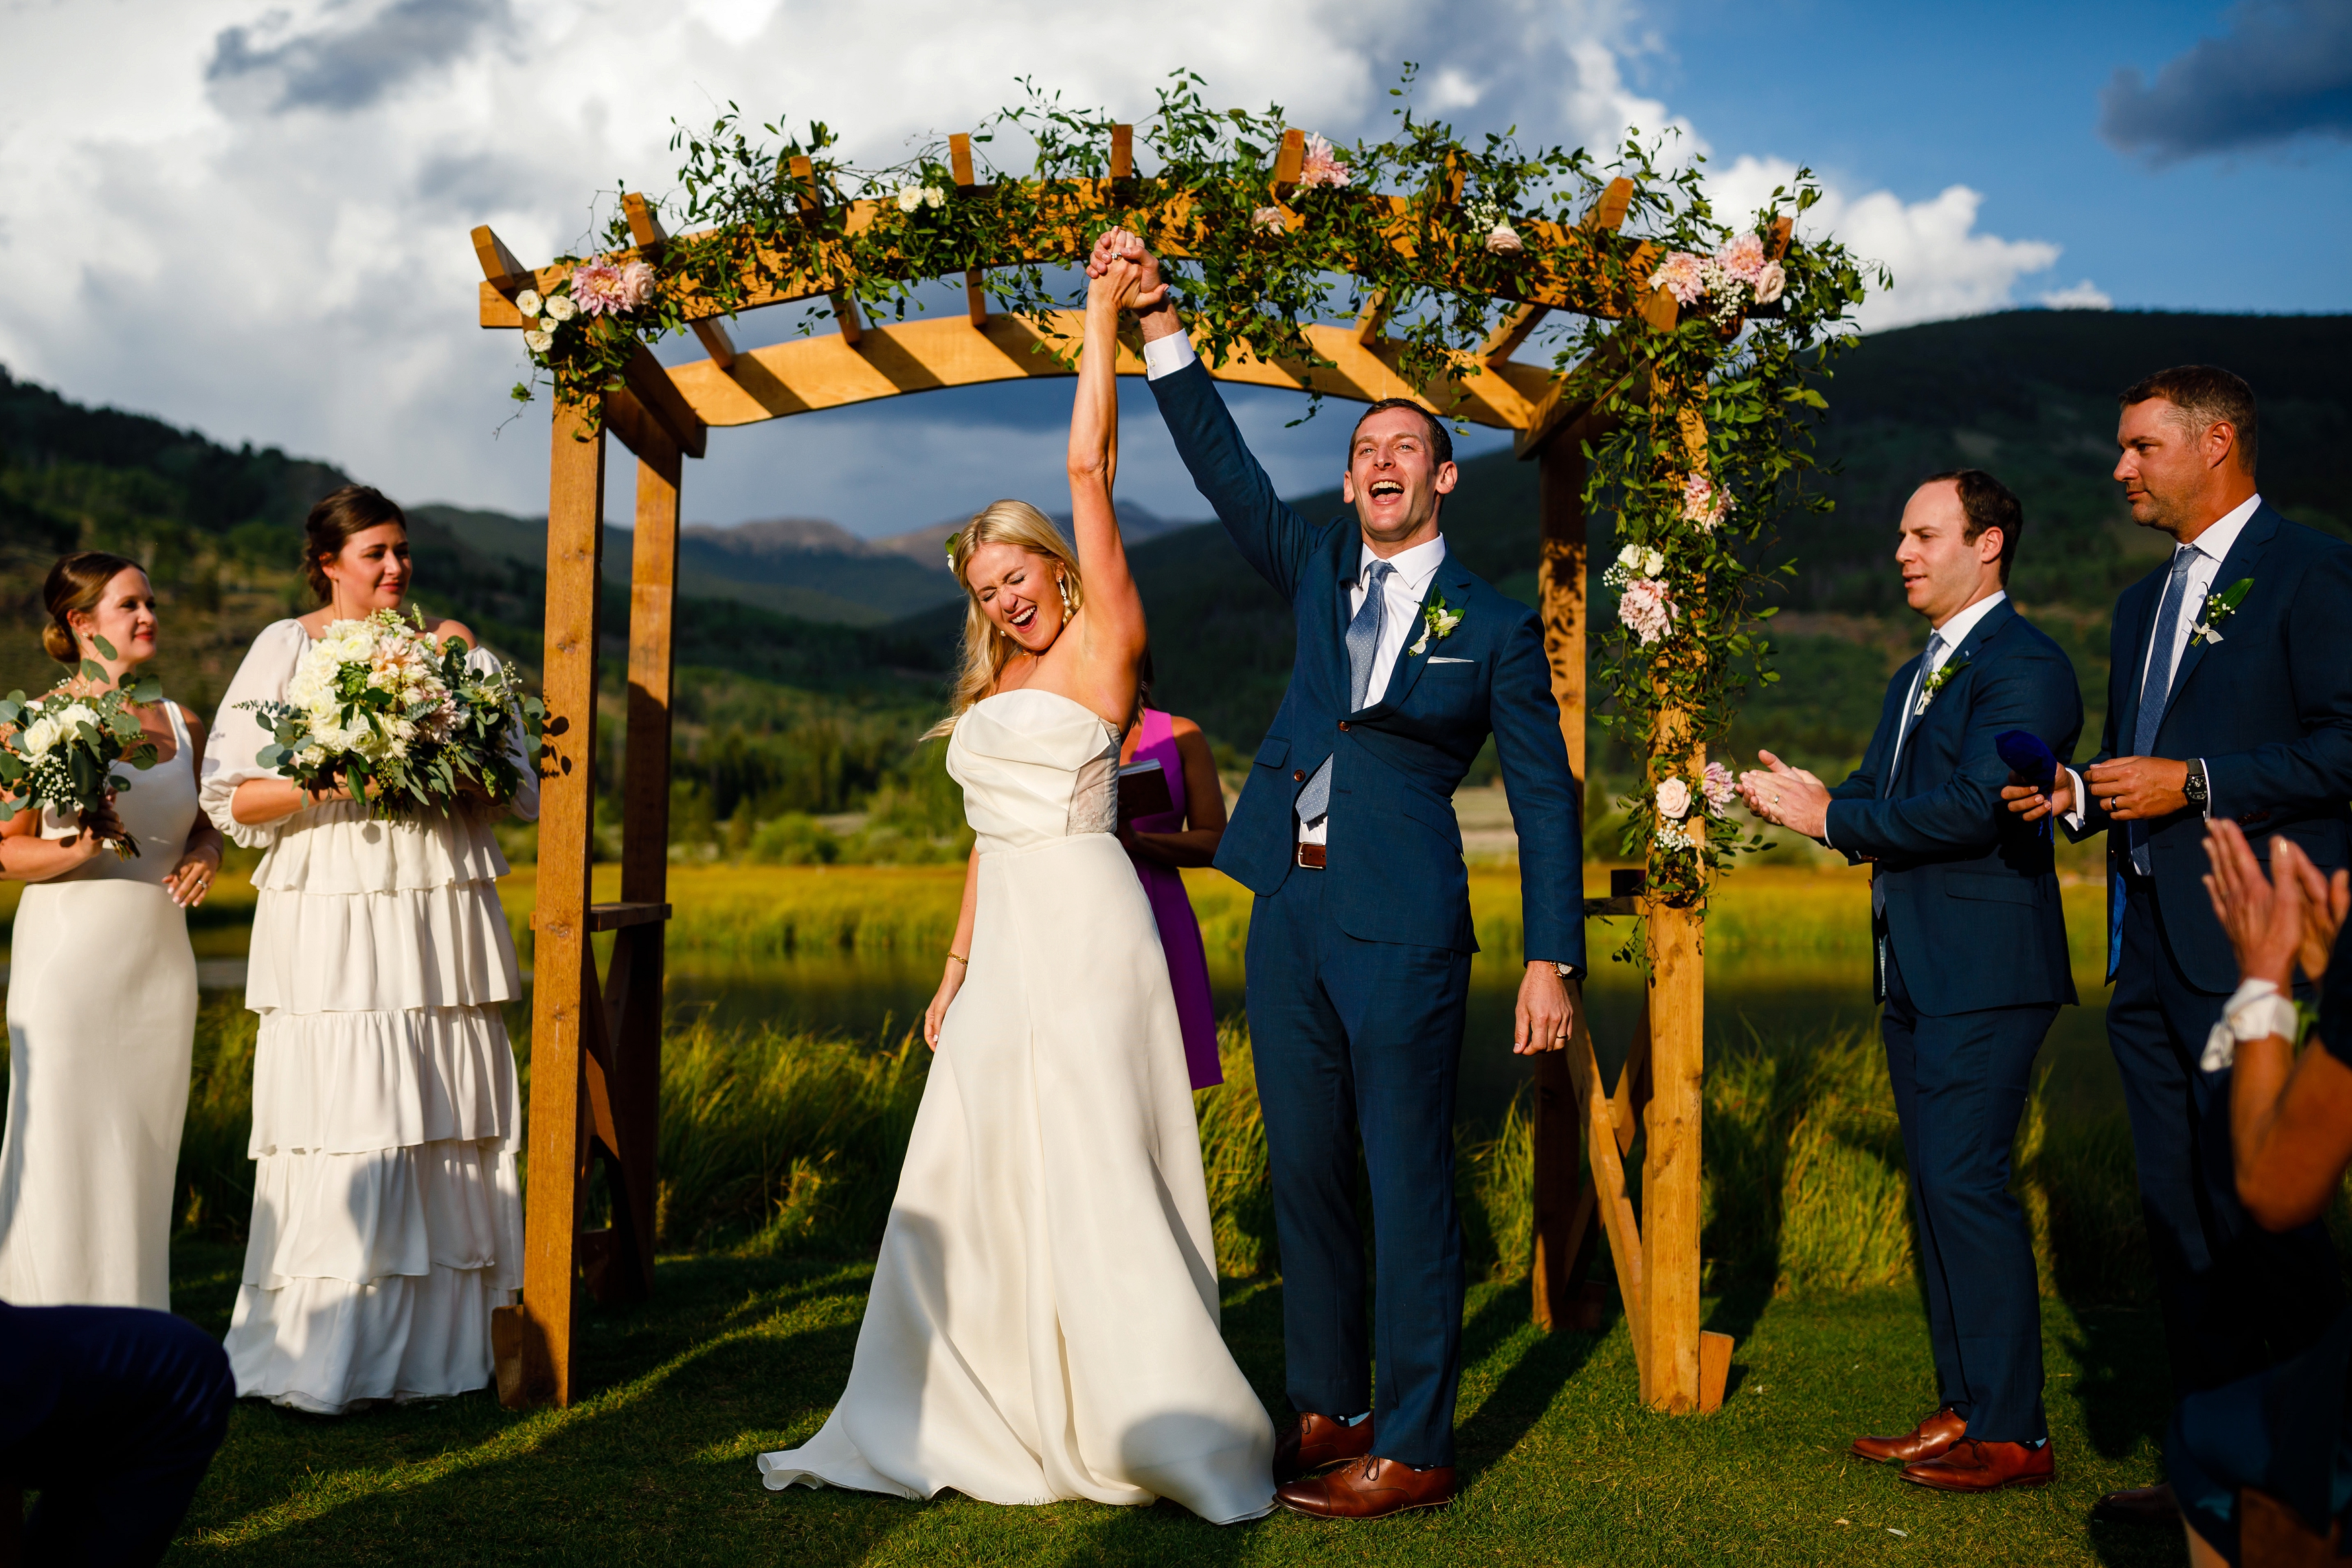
0,0,2343,539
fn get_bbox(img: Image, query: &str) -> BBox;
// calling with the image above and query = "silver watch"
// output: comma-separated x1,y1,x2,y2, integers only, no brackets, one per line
1554,961,1576,979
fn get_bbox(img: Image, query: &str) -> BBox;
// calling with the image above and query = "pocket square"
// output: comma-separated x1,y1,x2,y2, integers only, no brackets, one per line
1427,656,1476,665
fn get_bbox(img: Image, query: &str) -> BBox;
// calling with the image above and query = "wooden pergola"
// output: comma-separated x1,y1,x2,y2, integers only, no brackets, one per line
472,126,1768,1415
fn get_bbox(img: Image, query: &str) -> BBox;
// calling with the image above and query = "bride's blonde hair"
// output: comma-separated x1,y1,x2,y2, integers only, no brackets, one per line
925,499,1085,738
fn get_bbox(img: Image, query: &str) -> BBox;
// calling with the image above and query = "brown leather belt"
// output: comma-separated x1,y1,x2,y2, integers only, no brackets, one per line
1295,842,1327,869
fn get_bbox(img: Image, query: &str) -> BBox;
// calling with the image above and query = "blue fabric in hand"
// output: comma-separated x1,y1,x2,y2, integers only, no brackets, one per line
1997,730,2058,841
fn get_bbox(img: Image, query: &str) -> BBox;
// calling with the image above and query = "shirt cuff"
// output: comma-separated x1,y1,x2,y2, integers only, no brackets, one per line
1142,331,1198,381
2197,758,2212,820
2062,766,2088,831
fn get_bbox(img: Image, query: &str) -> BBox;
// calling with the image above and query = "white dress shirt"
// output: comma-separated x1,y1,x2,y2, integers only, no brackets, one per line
1298,535,1450,846
1823,591,2005,851
1142,329,1199,381
2060,492,2261,830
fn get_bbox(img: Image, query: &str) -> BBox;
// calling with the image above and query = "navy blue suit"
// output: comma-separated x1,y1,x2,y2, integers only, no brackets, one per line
1149,359,1584,1469
1,1300,235,1565
1823,597,2081,1443
2068,503,2352,1394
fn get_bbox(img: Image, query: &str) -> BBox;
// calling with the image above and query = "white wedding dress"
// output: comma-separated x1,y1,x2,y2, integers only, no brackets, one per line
0,700,202,1309
202,619,536,1413
757,689,1275,1523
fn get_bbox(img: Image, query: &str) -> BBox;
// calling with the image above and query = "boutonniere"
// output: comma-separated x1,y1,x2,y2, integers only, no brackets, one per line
1915,658,1971,717
1409,596,1463,656
2189,577,2253,647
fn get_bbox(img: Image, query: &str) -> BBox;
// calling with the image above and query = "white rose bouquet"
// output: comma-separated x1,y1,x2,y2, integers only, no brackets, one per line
0,637,163,857
241,609,544,817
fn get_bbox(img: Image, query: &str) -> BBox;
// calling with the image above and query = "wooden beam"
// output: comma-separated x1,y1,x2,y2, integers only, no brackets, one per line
620,342,708,460
1582,176,1636,232
1271,128,1306,194
946,135,989,325
503,397,607,1410
622,191,737,370
1482,303,1548,366
1699,1330,1734,1413
1110,123,1134,180
1354,290,1390,347
829,292,865,347
662,310,1552,432
1566,1008,1646,1351
472,224,528,286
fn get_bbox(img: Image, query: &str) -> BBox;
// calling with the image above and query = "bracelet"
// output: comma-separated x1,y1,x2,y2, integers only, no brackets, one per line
2201,979,2301,1072
946,952,968,967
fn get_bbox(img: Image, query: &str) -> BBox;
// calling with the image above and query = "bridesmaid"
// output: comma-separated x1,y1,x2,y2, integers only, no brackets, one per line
200,485,537,1413
0,552,220,1309
1118,654,1227,1089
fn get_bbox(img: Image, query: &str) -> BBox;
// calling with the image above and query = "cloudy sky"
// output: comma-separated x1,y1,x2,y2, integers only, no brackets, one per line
1,0,2345,538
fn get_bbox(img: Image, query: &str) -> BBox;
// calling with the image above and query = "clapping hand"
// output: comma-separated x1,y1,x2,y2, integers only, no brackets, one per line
2203,820,2349,988
1736,750,1832,840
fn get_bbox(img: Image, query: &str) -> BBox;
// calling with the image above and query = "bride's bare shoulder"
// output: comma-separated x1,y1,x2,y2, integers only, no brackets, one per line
424,616,478,648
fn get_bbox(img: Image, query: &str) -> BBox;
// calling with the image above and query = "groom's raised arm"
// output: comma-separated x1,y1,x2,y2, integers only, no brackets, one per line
1144,348,1318,604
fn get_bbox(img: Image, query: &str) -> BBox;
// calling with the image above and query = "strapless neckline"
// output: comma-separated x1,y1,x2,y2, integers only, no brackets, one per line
973,686,1120,737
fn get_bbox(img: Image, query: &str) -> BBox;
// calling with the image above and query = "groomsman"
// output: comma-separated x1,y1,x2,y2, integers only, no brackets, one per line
2009,365,2352,1524
1745,469,2081,1492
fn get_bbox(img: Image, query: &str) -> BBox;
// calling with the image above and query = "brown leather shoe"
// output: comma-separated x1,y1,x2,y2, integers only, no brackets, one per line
1901,1439,2054,1493
1850,1405,1966,1464
2092,1482,2179,1524
1276,1456,1457,1518
1271,1413,1376,1485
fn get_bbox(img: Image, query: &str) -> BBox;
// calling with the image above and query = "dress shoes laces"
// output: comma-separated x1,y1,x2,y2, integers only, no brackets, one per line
1271,1412,1375,1485
1900,1438,2054,1493
1849,1405,1966,1464
1275,1455,1458,1519
2092,1482,2179,1524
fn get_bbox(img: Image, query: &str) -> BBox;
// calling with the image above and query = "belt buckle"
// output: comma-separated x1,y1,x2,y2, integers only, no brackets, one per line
1295,841,1325,869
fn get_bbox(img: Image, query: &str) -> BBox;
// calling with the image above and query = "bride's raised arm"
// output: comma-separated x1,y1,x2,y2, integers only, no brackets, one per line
1064,261,1159,706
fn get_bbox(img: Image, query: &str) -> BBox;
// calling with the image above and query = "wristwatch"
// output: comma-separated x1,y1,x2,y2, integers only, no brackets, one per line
2183,758,2209,810
1554,961,1578,980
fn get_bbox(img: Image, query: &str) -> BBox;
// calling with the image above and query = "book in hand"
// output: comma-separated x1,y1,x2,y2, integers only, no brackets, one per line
1118,758,1175,828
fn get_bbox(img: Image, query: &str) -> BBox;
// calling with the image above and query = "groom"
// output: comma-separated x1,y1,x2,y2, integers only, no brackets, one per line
1092,230,1585,1519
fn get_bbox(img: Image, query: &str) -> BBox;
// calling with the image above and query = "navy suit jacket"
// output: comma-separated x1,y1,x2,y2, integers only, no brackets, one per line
1824,599,2083,1016
1147,360,1585,969
2069,503,2352,993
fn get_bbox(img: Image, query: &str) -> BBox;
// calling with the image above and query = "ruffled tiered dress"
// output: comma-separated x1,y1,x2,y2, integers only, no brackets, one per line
200,619,537,1413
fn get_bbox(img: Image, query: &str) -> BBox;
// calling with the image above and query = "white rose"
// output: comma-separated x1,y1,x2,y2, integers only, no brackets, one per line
525,329,554,354
20,717,58,756
544,294,577,322
56,703,97,730
515,289,542,316
923,185,946,209
1752,261,1786,306
897,185,922,212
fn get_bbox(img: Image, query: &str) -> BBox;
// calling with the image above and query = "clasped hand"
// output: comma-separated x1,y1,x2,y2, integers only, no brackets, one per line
2003,756,2187,824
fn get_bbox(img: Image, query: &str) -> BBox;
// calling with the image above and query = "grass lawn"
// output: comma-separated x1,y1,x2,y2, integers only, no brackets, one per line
169,1241,2185,1567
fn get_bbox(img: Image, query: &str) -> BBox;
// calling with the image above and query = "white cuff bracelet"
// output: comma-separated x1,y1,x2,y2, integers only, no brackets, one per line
2201,979,2301,1072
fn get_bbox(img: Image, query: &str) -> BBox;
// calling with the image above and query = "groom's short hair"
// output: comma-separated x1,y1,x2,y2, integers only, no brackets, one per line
1924,468,2023,585
1351,398,1454,468
2119,364,2259,474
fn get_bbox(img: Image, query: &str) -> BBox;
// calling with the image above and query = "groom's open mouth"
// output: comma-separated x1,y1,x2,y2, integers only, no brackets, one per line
1368,480,1405,504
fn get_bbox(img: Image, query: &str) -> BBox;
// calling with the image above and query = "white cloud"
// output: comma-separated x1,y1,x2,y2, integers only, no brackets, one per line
1708,155,2066,330
2039,279,2114,310
0,0,2070,533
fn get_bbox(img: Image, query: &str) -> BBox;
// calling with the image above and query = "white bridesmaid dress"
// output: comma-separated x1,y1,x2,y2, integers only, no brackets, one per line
201,619,538,1413
0,700,202,1309
757,688,1275,1524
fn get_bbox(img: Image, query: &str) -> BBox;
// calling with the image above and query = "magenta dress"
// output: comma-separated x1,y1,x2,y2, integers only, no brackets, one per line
1126,708,1222,1090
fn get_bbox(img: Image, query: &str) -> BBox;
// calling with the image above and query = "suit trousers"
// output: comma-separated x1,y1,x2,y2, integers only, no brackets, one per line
1,1301,235,1567
1881,939,2057,1443
2108,874,2344,1395
1245,863,1472,1471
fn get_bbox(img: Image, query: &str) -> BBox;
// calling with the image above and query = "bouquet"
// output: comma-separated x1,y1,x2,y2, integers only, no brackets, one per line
0,637,162,857
241,609,544,816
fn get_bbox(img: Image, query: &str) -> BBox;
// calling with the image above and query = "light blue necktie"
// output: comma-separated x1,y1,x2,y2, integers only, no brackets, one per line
1295,558,1394,827
2129,546,2199,876
1873,632,1945,922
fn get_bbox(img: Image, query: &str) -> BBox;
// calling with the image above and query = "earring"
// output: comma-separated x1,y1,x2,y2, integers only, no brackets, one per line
1058,576,1073,616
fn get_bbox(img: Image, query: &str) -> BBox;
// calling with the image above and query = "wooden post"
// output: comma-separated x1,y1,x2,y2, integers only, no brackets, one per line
1531,431,1591,1332
504,398,605,1408
607,428,682,1294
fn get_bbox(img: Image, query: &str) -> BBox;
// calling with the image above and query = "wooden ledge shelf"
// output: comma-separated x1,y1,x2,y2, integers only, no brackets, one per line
1582,896,1640,918
530,901,672,932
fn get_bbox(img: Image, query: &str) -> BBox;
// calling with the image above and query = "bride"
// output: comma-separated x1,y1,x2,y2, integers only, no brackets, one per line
756,259,1275,1522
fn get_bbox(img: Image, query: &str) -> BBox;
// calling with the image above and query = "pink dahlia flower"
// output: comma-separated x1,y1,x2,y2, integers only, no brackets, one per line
1618,578,1677,645
1252,205,1288,235
1682,471,1730,531
571,257,658,317
1648,251,1705,306
1703,760,1738,815
1298,133,1353,190
1717,232,1766,285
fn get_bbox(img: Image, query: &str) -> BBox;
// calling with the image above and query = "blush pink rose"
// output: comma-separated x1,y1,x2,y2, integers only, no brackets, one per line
1655,777,1693,821
1752,261,1786,306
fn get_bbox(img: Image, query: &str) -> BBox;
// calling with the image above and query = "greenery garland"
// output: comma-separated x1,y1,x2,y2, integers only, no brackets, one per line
503,68,1878,943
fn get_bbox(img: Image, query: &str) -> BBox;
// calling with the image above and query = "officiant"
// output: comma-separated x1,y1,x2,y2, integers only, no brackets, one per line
1742,469,2083,1492
1118,653,1226,1090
